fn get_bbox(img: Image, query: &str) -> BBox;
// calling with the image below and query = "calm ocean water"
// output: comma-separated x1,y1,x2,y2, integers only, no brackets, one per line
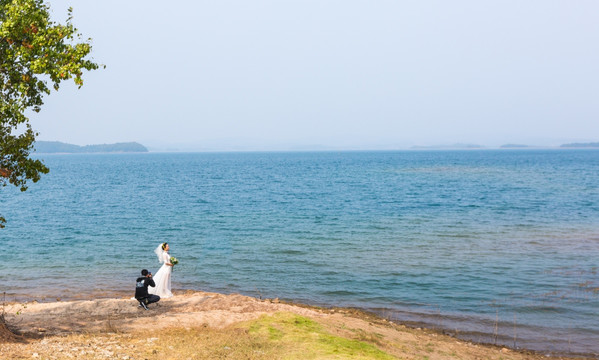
1,150,598,355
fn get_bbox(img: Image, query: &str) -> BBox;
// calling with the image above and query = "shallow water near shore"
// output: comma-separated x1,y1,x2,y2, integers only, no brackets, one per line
1,150,598,355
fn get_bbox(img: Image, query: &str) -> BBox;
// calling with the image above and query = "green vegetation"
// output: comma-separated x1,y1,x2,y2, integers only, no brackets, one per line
244,312,396,359
34,141,148,153
0,0,100,227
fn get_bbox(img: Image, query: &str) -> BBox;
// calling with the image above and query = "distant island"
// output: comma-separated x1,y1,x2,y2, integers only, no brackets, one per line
560,142,599,148
34,141,148,153
410,143,484,150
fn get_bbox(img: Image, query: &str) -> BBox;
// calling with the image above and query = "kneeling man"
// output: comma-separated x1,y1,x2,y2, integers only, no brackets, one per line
135,269,160,310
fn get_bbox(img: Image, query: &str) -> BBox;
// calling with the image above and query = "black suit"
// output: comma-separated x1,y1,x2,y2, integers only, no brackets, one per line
135,276,160,305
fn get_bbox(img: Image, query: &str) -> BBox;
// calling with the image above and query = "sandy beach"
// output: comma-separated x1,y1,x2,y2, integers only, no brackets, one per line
0,291,591,359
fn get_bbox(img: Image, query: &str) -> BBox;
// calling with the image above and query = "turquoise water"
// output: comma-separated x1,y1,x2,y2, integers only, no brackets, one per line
1,150,598,355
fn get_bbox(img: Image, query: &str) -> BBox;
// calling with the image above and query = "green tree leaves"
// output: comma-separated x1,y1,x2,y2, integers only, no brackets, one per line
1,0,101,227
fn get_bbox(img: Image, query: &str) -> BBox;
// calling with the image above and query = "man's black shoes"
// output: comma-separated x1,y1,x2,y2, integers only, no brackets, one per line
138,301,149,310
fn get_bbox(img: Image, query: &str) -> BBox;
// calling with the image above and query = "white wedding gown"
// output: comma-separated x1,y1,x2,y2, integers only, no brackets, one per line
148,251,173,298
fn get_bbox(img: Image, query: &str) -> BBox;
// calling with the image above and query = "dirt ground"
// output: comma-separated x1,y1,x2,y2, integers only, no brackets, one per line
0,291,593,359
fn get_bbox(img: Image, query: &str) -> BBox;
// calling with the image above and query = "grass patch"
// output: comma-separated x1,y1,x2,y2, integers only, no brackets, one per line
244,312,396,359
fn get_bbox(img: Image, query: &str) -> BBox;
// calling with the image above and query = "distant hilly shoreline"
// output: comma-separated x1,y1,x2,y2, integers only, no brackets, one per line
560,142,599,148
34,141,148,153
33,141,599,153
410,142,599,150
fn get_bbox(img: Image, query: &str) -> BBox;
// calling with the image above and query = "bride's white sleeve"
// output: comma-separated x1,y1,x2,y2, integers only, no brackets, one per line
164,253,172,265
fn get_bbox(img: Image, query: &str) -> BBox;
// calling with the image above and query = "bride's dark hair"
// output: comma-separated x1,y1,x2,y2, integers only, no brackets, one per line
162,242,168,250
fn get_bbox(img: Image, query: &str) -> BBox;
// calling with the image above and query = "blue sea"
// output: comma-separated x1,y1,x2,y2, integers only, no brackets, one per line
1,150,598,355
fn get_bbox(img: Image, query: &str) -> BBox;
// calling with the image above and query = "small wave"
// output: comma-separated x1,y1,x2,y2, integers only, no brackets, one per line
321,290,358,297
271,249,306,255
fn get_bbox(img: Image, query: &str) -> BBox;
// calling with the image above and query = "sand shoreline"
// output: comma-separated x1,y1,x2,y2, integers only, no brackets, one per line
3,289,595,357
1,290,595,359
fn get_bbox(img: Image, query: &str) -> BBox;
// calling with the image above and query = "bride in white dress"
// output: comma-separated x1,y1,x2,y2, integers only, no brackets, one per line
148,242,174,298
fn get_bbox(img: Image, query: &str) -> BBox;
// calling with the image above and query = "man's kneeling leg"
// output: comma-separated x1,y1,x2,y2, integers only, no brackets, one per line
147,294,160,305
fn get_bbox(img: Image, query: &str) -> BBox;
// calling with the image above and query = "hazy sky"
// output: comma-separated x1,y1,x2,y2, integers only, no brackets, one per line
32,1,599,150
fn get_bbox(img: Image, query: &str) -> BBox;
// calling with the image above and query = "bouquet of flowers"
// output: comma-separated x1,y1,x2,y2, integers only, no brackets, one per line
170,256,179,265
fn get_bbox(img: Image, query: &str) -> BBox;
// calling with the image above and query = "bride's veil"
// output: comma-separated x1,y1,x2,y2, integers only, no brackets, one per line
154,243,165,263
